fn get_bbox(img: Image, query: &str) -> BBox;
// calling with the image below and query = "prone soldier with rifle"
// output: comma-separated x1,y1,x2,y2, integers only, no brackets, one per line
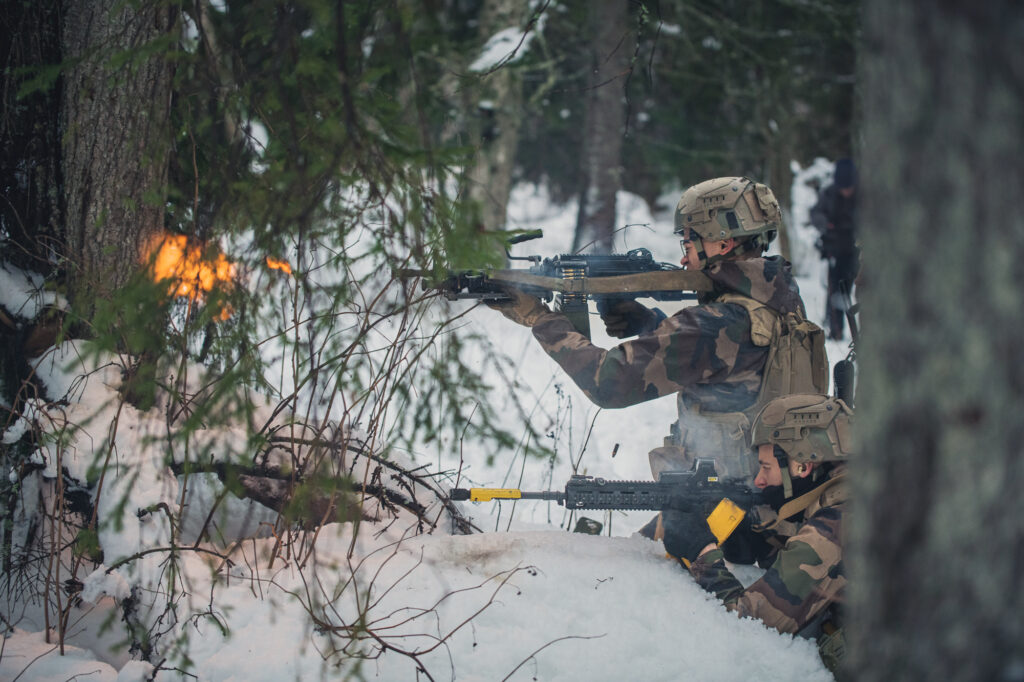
666,393,853,674
453,393,853,674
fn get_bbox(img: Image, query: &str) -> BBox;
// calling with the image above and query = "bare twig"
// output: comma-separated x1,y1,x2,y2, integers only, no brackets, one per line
501,633,607,681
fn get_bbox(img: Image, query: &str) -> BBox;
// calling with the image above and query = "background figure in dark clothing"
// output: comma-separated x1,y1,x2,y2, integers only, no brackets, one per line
810,158,859,340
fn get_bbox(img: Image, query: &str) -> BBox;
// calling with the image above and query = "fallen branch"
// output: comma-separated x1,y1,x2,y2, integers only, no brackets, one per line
168,452,479,535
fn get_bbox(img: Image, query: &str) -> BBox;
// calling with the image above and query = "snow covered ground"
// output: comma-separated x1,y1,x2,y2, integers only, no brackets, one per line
0,161,850,681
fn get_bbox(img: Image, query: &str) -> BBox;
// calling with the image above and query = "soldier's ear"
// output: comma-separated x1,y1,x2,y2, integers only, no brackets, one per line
719,238,737,254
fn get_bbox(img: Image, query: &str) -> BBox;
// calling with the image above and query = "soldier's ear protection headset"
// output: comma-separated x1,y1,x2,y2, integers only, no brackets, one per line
765,444,815,499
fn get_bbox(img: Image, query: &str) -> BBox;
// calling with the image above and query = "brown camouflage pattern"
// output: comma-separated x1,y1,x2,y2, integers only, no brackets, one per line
700,256,807,316
530,256,806,413
688,492,845,635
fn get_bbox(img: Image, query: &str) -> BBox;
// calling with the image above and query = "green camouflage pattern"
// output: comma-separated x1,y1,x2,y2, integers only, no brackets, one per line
530,256,806,414
688,497,845,635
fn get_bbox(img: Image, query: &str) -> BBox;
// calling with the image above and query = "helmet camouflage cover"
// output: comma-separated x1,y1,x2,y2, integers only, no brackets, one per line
674,177,782,250
750,393,854,463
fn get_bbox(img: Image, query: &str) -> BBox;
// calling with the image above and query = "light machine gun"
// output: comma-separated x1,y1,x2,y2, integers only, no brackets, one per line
451,458,762,544
399,230,714,338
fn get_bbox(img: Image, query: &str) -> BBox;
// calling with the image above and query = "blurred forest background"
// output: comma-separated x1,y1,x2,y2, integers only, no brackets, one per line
2,0,859,296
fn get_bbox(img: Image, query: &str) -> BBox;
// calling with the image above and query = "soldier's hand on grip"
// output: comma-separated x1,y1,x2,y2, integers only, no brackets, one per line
485,287,550,327
597,300,664,338
662,507,717,564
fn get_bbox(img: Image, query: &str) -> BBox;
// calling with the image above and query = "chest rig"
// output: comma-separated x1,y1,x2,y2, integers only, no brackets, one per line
649,293,827,482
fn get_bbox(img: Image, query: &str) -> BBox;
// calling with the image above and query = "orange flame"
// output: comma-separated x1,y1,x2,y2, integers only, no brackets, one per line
265,256,293,275
151,234,236,318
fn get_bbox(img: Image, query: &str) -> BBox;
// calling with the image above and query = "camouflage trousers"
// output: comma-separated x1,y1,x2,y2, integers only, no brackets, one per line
818,624,846,675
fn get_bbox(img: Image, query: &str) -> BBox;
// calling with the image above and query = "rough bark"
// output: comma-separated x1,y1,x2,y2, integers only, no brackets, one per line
61,0,174,313
766,147,794,263
573,1,631,254
848,3,1024,680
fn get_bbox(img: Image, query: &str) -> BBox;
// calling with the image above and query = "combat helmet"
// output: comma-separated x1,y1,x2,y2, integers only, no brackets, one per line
674,177,782,265
750,393,854,464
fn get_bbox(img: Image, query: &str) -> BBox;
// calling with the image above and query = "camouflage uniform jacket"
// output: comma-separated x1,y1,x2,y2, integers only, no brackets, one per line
530,256,808,413
688,467,847,634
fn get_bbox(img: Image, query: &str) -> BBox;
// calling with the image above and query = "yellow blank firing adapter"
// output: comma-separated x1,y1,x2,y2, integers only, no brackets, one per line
450,488,522,502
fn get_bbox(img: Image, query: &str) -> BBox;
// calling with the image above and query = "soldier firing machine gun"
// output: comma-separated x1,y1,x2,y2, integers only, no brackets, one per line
399,230,715,338
451,458,762,544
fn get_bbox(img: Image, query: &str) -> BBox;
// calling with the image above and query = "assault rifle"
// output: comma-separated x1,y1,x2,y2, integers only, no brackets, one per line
451,458,762,544
398,230,713,338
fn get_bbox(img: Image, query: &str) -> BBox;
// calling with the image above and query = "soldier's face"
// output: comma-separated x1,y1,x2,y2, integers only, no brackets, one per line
754,444,783,489
679,230,702,269
755,443,814,490
680,230,735,269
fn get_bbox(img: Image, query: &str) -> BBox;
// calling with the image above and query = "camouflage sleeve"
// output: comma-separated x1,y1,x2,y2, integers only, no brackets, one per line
689,505,845,635
529,302,767,409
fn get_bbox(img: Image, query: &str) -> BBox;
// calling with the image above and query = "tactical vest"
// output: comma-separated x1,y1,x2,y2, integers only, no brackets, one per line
649,292,828,481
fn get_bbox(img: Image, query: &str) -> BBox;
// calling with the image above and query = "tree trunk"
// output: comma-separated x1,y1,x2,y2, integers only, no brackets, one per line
61,0,174,314
849,3,1024,680
573,1,631,254
765,138,794,264
465,0,525,232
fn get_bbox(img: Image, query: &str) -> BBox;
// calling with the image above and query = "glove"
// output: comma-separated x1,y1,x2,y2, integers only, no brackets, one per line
661,507,717,564
597,300,665,338
485,287,550,327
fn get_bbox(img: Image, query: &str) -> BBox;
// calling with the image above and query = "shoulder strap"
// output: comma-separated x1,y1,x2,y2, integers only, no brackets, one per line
716,293,776,347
